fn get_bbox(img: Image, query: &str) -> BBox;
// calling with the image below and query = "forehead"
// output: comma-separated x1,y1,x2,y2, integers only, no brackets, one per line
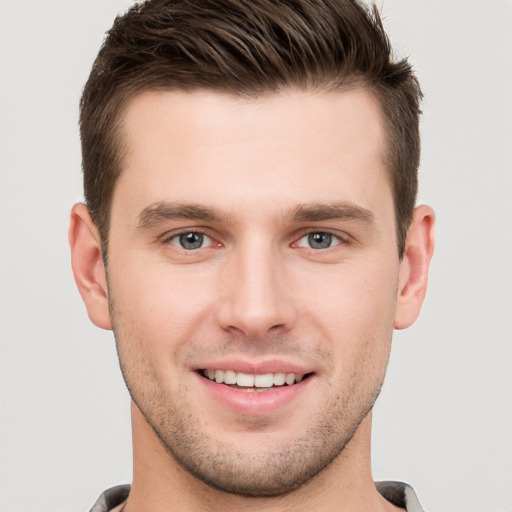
114,88,390,222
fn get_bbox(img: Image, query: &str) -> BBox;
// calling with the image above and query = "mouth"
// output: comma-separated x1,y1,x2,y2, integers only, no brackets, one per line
200,369,313,392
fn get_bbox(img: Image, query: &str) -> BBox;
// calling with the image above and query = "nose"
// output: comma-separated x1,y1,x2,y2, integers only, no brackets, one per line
216,242,297,339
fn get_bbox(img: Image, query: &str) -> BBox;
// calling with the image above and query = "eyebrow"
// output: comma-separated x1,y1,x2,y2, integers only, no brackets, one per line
136,200,375,229
137,202,224,229
289,202,375,225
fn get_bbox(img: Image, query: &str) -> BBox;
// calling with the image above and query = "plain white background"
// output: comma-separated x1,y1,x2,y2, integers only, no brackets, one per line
0,1,510,511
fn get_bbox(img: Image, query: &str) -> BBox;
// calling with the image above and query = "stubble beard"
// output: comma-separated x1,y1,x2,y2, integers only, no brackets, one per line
109,299,390,497
126,372,381,498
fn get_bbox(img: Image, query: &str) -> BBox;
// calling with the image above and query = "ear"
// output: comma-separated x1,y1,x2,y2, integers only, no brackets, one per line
69,203,112,330
394,205,435,330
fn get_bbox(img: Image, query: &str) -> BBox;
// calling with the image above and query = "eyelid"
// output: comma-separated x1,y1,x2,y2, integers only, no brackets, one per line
171,232,212,249
291,228,351,248
158,226,351,251
160,228,220,248
298,232,340,249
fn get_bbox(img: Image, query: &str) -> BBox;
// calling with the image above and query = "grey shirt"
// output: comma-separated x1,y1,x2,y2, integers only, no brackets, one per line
89,481,425,511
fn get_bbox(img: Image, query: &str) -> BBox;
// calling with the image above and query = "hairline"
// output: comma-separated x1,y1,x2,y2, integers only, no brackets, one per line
97,80,404,260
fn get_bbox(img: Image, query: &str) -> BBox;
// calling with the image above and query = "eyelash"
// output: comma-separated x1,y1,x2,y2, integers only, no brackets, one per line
295,231,344,250
162,229,348,252
163,230,217,251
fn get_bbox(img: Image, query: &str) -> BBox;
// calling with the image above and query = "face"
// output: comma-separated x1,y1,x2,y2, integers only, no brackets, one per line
107,88,401,496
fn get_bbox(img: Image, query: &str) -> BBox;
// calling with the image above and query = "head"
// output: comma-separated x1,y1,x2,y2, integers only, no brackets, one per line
71,0,434,501
80,0,422,259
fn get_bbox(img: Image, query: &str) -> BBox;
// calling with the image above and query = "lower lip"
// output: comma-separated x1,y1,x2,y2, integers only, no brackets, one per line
195,373,314,415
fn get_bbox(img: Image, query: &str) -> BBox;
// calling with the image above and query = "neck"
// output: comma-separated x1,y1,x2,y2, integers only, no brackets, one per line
123,403,402,512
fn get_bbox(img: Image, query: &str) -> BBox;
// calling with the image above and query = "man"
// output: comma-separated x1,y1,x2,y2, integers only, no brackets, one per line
69,0,435,510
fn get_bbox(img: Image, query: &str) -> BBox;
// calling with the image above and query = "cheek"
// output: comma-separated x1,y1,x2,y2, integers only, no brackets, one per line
300,255,398,316
295,258,398,361
107,255,220,350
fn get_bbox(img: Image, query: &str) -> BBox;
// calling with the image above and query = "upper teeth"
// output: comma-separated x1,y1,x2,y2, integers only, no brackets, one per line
204,369,304,387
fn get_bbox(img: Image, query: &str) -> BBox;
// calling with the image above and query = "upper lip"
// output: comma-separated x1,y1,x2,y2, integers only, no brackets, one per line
194,358,315,375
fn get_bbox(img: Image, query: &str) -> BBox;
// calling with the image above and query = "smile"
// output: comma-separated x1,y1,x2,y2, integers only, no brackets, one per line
201,369,309,390
197,367,315,412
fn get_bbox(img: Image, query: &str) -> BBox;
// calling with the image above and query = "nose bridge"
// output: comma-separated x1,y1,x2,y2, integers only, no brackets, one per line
217,234,295,338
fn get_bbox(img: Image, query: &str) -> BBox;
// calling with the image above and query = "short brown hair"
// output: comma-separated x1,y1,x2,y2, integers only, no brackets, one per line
80,0,422,257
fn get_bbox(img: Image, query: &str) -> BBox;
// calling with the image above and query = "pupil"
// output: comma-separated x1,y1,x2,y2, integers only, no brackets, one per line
180,232,203,249
309,232,331,249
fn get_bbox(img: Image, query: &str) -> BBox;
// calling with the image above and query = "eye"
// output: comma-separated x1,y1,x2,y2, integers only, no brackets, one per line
169,231,213,250
297,232,342,250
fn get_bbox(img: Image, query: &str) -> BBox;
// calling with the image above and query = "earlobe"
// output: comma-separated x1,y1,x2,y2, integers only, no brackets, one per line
69,203,112,330
394,205,435,330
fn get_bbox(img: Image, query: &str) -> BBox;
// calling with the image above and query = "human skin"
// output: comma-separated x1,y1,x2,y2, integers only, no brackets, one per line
70,88,434,512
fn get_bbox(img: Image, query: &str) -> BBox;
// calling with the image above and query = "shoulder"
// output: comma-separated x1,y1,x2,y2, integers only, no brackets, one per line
376,481,425,512
89,484,131,512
